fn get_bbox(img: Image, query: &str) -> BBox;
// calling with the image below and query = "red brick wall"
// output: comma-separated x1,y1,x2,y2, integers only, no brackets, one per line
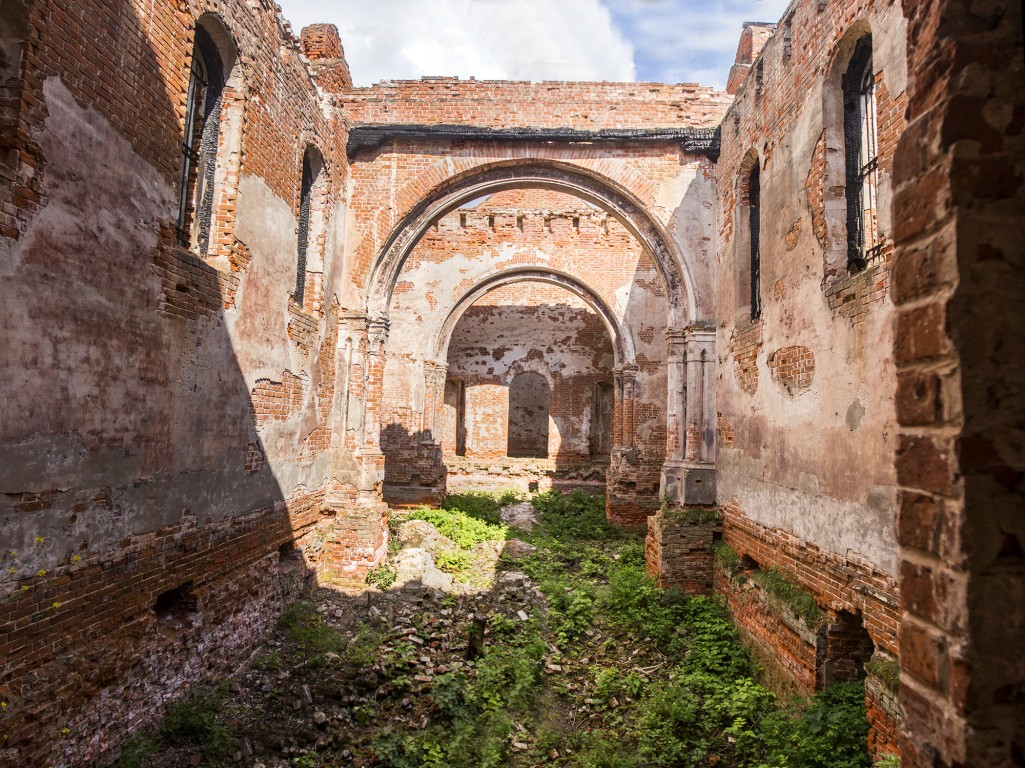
0,1,352,765
342,78,730,131
890,0,1025,765
714,4,907,755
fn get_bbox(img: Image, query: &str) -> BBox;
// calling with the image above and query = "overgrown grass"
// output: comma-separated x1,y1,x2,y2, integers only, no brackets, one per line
407,506,508,549
442,490,521,526
507,491,872,768
278,600,346,665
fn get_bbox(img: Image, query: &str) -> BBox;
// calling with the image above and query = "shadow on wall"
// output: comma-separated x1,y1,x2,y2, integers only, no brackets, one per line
0,3,322,766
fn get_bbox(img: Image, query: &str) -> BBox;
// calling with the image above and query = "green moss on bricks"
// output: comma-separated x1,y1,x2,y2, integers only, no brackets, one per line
712,541,741,574
865,656,900,692
749,567,826,629
661,506,722,525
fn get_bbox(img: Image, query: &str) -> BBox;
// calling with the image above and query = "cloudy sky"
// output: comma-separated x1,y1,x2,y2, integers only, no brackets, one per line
275,0,792,89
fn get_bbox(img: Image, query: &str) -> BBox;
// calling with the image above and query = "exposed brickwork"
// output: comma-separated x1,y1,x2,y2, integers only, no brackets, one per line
767,345,815,395
343,79,730,131
722,501,900,655
806,132,827,244
729,319,763,394
645,510,721,594
715,564,824,695
866,673,901,758
824,259,891,324
1,0,1020,764
0,489,329,767
889,0,1024,764
251,371,309,426
0,2,353,765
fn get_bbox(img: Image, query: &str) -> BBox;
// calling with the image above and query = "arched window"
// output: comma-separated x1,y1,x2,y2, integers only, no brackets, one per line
508,372,549,458
176,17,238,254
842,35,880,271
748,164,761,319
736,151,761,322
295,146,326,308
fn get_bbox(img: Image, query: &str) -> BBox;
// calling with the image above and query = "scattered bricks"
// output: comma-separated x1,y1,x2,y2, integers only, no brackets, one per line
645,508,721,594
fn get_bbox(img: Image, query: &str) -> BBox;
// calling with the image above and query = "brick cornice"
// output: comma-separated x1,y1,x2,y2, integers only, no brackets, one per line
347,123,720,160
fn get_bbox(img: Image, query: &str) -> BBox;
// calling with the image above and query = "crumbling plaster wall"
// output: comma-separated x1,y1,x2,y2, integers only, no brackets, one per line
0,2,352,765
711,0,909,756
446,283,615,462
716,0,906,579
379,190,669,498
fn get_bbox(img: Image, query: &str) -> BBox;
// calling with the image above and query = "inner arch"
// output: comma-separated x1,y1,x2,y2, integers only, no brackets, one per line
432,268,636,368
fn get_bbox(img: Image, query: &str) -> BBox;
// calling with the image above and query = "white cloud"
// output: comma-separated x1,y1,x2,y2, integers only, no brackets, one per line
603,0,793,86
276,0,636,86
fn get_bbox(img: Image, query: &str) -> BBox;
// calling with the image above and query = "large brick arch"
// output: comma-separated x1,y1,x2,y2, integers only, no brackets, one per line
359,159,698,326
429,268,637,367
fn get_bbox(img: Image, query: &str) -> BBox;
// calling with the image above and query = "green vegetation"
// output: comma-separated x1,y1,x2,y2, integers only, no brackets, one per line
131,490,874,768
713,540,742,574
865,655,901,691
116,683,236,767
365,561,398,589
278,600,347,665
442,490,521,525
407,505,508,549
662,506,723,525
749,566,827,629
375,491,872,768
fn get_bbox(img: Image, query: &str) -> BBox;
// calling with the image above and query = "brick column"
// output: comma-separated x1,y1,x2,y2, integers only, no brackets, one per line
422,360,447,442
323,312,389,582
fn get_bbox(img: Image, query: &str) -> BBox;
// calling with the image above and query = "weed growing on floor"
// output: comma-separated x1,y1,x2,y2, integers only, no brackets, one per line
132,490,873,768
407,506,508,549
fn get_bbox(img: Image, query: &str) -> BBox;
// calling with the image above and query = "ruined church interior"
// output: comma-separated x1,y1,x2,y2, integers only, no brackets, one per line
0,0,1022,766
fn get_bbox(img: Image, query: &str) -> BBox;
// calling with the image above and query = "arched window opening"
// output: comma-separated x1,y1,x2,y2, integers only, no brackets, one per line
176,21,235,254
823,610,875,686
736,151,761,323
508,372,549,458
843,35,880,271
294,146,328,311
590,380,614,458
749,164,762,320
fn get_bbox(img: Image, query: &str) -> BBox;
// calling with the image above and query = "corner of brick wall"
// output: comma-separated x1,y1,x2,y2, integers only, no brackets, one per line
645,508,721,594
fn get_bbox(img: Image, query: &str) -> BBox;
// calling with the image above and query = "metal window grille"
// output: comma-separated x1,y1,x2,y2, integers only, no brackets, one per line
175,53,205,247
843,36,881,271
176,27,225,253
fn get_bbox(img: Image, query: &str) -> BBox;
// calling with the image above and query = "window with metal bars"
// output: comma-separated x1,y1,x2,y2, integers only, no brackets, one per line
295,150,315,305
176,26,226,252
749,164,762,320
842,36,881,271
